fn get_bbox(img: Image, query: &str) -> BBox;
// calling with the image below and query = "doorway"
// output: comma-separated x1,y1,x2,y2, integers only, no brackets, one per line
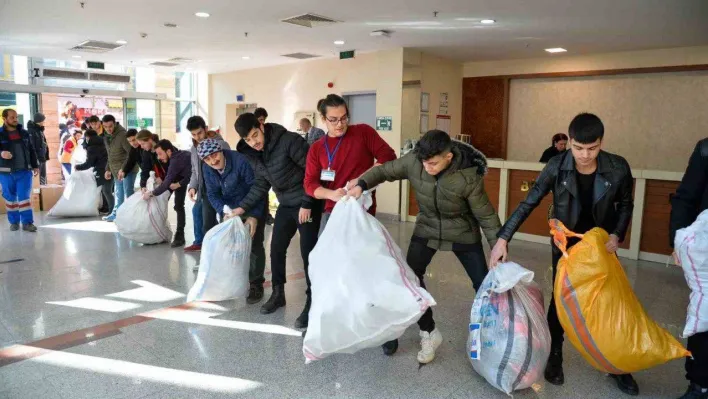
343,93,376,126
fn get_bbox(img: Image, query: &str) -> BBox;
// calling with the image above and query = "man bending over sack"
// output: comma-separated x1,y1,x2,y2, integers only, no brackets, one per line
670,138,708,399
141,139,191,248
198,138,267,302
348,129,502,364
135,130,168,192
235,112,321,328
74,129,113,213
488,113,637,396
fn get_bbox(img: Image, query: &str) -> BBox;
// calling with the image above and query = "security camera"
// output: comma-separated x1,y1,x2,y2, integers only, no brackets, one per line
82,89,90,94
140,32,148,39
80,94,86,98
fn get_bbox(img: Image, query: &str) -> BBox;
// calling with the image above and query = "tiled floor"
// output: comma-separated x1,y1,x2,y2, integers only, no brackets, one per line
0,204,692,398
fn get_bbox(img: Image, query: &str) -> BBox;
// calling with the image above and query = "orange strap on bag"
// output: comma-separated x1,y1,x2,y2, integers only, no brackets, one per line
549,219,690,373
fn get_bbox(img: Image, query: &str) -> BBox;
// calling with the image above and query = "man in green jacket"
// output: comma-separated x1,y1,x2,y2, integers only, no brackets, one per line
348,129,501,364
102,114,139,222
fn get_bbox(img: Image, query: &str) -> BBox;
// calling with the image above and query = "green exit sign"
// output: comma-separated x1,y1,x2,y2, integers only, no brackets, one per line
87,61,105,70
339,50,355,60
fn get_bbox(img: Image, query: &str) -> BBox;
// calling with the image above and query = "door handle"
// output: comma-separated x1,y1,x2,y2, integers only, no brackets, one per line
521,180,535,192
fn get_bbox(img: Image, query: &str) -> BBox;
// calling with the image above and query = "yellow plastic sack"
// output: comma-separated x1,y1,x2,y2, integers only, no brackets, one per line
549,219,689,373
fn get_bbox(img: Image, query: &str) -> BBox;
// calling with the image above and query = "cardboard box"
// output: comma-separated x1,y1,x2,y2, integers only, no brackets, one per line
40,185,64,211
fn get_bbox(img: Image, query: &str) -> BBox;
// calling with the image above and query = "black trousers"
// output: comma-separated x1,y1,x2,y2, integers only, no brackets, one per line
687,332,708,386
172,185,187,236
270,204,322,295
39,162,47,185
249,214,267,285
407,239,488,333
548,247,566,349
99,179,115,214
200,183,219,236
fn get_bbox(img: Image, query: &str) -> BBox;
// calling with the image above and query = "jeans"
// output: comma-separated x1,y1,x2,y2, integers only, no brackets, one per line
249,215,267,285
100,179,115,215
39,162,47,185
192,198,204,245
110,171,137,216
201,184,218,236
62,163,72,176
172,185,187,236
270,205,322,295
0,170,34,225
687,331,708,387
407,239,488,333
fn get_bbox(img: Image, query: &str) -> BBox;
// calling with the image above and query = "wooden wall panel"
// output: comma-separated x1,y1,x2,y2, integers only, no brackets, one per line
507,170,553,236
40,93,63,185
484,168,500,212
407,169,501,217
462,77,509,159
640,180,679,255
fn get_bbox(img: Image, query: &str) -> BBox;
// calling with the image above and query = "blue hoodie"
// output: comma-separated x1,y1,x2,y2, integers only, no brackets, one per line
203,150,264,219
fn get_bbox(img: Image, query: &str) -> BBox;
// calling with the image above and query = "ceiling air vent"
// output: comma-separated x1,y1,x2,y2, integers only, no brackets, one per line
281,13,339,28
41,69,90,80
70,40,124,53
89,72,131,83
282,53,320,60
150,61,180,67
166,57,194,64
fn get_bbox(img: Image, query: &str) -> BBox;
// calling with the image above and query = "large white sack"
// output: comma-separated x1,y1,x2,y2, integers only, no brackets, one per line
47,168,101,218
468,262,551,395
187,207,252,302
303,192,436,363
115,175,172,244
675,209,708,338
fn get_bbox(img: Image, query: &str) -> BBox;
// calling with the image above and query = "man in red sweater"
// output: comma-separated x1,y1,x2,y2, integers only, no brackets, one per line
304,94,397,232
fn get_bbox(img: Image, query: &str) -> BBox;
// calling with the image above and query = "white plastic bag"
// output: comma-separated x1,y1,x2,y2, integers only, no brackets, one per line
115,173,172,244
303,192,436,362
187,206,252,302
675,209,708,338
47,168,101,218
468,262,551,395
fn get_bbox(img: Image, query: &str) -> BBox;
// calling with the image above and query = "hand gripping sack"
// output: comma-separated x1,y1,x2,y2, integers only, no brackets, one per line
549,219,690,373
115,174,172,244
468,262,551,395
303,193,436,362
675,209,708,338
187,207,252,302
47,168,101,218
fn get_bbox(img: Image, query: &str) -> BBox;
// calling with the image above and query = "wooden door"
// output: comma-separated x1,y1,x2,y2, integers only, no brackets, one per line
462,77,509,159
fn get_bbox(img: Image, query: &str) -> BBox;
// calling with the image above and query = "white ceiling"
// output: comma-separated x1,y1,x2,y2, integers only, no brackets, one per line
1,0,707,74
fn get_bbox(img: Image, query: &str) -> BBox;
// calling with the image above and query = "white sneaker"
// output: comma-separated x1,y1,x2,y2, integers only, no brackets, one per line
192,264,200,272
417,329,443,364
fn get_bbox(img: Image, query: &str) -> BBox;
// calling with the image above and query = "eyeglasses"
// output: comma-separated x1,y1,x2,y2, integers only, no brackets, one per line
326,116,349,125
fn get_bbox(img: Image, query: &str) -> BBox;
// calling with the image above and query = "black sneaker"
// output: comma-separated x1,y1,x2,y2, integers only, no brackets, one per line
382,339,399,356
544,348,564,386
246,283,264,304
266,213,274,226
22,224,38,233
679,383,708,399
610,374,639,396
260,285,286,314
10,223,19,231
171,233,186,248
294,295,311,329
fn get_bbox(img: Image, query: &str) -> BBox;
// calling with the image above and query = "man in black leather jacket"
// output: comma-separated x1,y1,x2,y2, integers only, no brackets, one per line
670,138,708,399
489,113,637,396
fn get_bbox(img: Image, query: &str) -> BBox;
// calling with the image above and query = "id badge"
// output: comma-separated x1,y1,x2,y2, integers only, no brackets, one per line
321,169,336,182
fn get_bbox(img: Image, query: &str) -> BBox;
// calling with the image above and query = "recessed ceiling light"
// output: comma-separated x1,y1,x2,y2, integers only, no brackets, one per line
116,40,128,45
195,12,210,18
242,56,251,60
72,55,82,58
545,47,567,53
480,19,496,24
334,40,345,46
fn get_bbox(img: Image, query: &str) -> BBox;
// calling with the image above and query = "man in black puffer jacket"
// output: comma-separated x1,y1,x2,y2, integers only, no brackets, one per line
235,112,321,329
75,129,113,213
27,114,49,185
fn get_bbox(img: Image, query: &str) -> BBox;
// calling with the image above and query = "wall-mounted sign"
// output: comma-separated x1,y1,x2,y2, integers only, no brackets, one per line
340,50,355,60
439,92,449,115
87,61,105,70
376,116,392,131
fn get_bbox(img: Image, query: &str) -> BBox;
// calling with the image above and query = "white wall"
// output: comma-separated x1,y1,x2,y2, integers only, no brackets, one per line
209,49,404,216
